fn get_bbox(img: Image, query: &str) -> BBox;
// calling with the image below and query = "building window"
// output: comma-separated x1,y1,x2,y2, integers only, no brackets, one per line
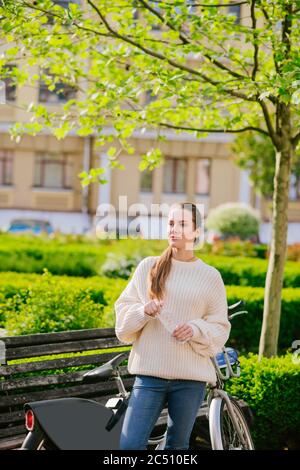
34,153,73,189
0,150,13,185
195,159,210,195
38,66,77,104
39,71,77,104
1,64,17,102
140,168,153,193
163,157,186,193
228,4,241,24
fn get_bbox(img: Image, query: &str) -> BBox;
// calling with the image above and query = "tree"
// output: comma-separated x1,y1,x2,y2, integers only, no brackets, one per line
0,0,300,358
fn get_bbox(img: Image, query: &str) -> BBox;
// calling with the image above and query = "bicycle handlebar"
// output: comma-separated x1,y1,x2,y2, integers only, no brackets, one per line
227,299,248,321
211,299,246,381
228,310,248,321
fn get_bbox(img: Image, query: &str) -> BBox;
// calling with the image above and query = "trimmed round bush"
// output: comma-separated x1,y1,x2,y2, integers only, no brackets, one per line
206,202,260,240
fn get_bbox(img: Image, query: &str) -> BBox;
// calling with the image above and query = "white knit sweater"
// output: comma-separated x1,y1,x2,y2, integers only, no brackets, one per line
114,255,231,385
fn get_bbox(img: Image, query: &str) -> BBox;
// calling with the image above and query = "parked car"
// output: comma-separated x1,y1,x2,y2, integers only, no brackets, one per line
5,218,54,236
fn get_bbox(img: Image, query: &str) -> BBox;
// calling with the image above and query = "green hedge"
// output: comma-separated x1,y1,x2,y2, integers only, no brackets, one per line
0,235,299,287
222,285,300,355
0,270,125,335
225,353,300,450
0,271,299,355
0,235,152,277
200,254,300,288
0,244,102,277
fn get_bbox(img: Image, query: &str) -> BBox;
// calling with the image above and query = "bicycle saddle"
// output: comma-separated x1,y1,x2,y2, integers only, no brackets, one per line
82,352,128,383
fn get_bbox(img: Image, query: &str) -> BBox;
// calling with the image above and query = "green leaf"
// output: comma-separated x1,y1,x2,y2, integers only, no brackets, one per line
107,146,117,157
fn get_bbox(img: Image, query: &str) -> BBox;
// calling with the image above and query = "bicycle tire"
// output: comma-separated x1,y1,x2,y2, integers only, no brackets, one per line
209,396,254,450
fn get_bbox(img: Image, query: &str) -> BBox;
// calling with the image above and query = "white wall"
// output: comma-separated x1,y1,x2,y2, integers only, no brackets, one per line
259,222,300,244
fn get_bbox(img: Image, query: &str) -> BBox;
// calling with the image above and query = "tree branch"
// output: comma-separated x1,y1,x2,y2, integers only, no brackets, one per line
146,1,248,7
250,0,259,81
86,0,259,103
139,0,249,82
158,122,270,137
138,0,189,45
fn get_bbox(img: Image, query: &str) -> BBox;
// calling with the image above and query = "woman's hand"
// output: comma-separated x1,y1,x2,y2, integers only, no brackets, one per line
144,299,164,317
172,323,194,342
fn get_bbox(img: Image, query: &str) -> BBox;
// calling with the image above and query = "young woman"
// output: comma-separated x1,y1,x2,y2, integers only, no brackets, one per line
114,201,231,450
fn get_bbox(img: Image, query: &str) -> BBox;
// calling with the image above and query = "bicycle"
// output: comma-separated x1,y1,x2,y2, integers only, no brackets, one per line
147,299,255,450
20,300,254,450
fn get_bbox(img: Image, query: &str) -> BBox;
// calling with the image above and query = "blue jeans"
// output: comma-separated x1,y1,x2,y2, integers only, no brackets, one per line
119,374,207,450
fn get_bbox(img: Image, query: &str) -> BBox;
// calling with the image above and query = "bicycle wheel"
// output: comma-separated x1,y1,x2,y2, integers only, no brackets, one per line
147,426,168,450
209,396,254,450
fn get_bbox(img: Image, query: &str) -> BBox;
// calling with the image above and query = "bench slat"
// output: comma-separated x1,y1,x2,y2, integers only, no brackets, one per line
0,351,129,377
1,328,116,348
0,365,129,392
0,424,26,439
0,410,24,426
0,377,135,408
5,338,122,360
1,371,86,391
0,434,26,450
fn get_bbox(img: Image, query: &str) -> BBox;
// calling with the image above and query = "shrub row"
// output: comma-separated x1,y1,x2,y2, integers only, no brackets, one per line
0,236,152,278
201,254,300,288
0,271,299,355
0,236,299,287
225,353,300,450
0,270,124,334
202,238,300,262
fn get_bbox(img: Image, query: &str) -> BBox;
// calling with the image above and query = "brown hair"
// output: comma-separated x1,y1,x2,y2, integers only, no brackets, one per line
147,201,202,301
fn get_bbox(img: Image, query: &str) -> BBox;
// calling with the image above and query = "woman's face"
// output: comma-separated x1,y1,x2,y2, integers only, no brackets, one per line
167,207,199,251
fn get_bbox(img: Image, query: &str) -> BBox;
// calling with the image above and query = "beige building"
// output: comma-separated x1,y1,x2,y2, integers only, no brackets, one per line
0,1,299,242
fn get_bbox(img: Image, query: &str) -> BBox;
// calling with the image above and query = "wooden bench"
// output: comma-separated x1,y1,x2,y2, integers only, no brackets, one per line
0,328,251,450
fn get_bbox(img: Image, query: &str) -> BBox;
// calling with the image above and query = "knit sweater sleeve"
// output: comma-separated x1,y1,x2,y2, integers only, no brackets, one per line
187,271,231,357
114,258,155,344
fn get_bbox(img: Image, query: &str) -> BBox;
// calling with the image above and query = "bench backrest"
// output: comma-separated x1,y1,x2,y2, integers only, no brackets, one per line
0,328,133,450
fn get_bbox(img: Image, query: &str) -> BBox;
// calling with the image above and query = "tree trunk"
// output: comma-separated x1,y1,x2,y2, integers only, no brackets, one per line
258,108,293,359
